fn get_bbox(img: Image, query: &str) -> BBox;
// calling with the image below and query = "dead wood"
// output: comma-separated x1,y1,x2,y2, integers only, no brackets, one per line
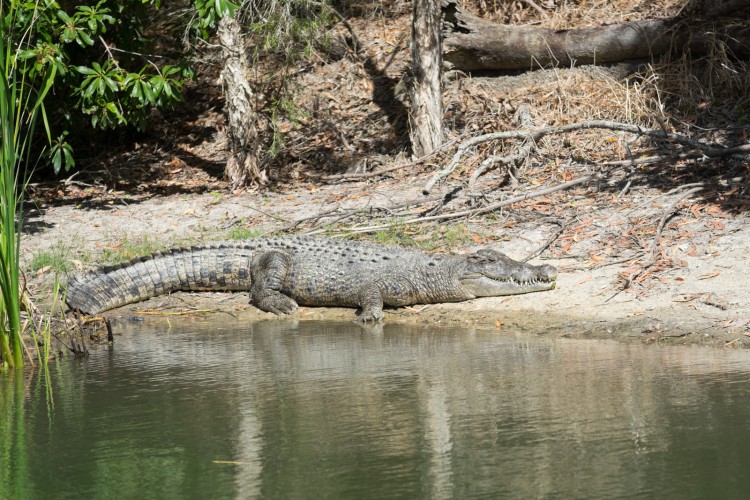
441,0,750,71
423,119,750,195
338,172,599,235
292,195,446,234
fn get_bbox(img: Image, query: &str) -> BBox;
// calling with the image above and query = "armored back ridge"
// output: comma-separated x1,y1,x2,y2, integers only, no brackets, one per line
66,236,557,321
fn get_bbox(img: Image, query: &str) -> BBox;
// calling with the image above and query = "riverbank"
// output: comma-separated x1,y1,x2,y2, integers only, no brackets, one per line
23,166,750,348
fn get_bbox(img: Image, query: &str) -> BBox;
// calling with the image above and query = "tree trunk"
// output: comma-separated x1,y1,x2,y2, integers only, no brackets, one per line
218,15,266,189
441,0,750,71
409,0,444,157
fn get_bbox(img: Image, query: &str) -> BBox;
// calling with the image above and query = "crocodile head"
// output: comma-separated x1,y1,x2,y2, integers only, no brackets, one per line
458,248,557,297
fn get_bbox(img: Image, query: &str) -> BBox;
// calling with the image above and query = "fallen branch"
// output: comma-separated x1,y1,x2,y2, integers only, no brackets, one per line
292,194,446,233
442,0,750,71
422,119,747,195
341,171,599,234
604,143,750,167
646,186,705,265
466,142,533,197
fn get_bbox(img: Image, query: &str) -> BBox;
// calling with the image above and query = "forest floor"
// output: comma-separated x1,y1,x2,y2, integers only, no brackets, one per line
21,0,750,348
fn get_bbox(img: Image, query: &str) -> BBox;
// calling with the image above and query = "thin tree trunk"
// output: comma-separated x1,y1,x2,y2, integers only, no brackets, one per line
218,15,266,189
409,0,444,157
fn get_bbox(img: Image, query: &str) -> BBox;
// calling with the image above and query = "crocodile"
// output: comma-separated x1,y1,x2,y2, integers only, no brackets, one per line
65,235,557,321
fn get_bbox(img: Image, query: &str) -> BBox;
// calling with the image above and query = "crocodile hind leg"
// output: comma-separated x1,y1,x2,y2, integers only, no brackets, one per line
249,250,299,315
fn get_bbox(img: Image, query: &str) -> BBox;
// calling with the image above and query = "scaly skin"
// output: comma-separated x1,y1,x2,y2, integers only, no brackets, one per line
66,236,557,321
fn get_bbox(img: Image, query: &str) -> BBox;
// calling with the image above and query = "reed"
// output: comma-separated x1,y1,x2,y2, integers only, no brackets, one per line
0,0,56,369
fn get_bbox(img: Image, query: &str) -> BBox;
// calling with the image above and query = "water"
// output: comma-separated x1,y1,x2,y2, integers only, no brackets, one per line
4,320,750,499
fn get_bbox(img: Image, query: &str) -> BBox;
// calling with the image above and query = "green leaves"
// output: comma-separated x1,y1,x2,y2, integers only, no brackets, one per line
76,1,116,34
77,61,119,97
48,132,74,174
3,0,194,167
193,0,241,37
75,61,192,129
57,2,114,47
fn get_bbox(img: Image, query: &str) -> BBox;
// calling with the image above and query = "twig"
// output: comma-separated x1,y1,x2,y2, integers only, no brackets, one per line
612,185,704,296
323,2,362,55
605,181,706,225
646,186,704,264
467,142,531,196
523,219,567,262
616,140,636,198
521,0,549,18
102,43,169,60
299,195,446,234
591,252,646,269
287,204,342,228
105,319,114,343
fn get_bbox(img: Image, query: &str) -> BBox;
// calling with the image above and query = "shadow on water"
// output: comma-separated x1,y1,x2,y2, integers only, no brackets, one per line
4,319,750,498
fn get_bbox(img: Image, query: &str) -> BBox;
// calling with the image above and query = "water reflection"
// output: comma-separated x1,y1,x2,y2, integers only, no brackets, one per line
3,320,750,499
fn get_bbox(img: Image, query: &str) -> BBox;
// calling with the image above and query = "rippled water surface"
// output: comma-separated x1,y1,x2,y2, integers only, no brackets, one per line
4,320,750,499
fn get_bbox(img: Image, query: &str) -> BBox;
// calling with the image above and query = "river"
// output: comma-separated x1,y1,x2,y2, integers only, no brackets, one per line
3,320,750,499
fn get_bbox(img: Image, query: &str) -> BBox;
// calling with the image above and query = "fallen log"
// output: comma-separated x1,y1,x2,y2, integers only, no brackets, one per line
441,0,750,71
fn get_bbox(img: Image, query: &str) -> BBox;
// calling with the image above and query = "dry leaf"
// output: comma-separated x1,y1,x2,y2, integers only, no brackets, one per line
690,204,702,219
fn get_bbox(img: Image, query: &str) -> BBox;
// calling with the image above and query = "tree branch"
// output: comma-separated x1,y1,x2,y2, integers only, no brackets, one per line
423,119,746,195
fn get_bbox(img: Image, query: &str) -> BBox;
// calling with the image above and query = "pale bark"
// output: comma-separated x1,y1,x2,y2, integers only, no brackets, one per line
218,15,266,189
441,0,750,71
409,0,444,157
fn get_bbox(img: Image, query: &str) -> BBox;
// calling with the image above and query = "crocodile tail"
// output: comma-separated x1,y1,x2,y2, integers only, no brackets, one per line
65,244,254,315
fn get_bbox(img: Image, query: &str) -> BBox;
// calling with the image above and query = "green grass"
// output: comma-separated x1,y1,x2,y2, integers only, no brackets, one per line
225,226,263,240
28,243,75,274
372,224,419,248
363,223,477,251
99,234,193,264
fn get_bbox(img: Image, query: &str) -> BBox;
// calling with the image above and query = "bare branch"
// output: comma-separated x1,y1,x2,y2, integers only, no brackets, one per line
423,119,746,195
343,171,600,235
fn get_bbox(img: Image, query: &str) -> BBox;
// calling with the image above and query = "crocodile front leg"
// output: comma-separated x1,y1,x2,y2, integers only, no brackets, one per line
356,276,419,322
357,283,386,322
250,250,299,315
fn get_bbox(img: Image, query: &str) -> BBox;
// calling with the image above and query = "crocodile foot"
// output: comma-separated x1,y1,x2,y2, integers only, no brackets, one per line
356,306,385,323
252,291,299,315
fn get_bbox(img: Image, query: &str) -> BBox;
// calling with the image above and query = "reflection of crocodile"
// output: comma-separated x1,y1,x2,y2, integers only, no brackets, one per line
66,236,557,321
